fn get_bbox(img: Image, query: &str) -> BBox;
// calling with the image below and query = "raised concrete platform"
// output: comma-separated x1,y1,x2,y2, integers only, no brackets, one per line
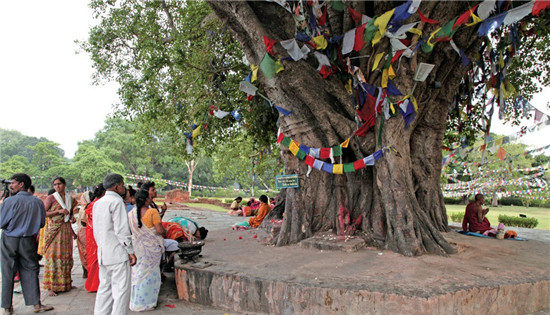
175,225,550,315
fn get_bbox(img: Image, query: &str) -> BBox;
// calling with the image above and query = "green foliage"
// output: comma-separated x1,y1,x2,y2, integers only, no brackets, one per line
79,0,271,159
71,142,125,187
448,212,464,222
0,155,34,179
500,197,525,206
0,129,62,163
498,214,539,229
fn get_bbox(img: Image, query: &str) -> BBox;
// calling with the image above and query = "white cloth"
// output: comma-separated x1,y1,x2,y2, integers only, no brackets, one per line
94,261,131,315
93,191,134,266
163,239,179,252
341,29,355,56
53,191,71,222
280,38,308,61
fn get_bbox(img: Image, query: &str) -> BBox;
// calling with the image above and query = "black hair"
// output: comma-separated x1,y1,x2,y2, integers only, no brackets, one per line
10,173,31,190
140,181,155,192
259,195,268,203
199,227,208,240
235,196,242,201
103,173,124,189
137,181,143,189
128,185,137,197
52,176,66,186
92,184,106,201
47,188,56,195
135,189,149,228
28,185,35,194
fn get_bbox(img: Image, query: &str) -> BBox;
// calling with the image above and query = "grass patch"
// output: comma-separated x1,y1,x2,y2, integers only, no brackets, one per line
184,203,228,212
445,204,550,230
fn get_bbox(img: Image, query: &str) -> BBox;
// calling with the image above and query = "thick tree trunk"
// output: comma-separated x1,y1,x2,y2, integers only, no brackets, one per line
208,1,481,256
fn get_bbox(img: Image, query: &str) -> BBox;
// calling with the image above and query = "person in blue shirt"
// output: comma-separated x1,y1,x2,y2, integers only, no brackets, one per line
0,173,54,314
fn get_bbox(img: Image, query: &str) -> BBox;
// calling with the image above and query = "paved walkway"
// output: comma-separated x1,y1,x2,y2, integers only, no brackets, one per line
4,207,550,314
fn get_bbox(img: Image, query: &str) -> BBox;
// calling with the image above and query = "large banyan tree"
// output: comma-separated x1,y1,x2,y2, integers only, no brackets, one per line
84,0,549,256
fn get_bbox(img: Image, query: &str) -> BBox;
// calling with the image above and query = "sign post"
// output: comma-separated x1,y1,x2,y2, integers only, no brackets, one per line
275,174,299,189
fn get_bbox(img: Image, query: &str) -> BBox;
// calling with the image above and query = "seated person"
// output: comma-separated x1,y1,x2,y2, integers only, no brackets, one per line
228,196,243,216
242,197,261,217
269,197,276,209
462,194,497,236
233,195,270,230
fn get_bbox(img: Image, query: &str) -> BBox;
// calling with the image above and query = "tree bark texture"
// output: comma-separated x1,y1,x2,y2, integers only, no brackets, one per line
207,1,482,256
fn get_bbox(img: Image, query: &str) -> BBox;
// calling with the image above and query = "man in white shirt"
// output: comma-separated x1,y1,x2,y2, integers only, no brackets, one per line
93,174,136,315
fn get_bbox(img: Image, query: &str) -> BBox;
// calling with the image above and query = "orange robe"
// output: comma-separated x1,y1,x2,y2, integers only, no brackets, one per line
248,203,270,228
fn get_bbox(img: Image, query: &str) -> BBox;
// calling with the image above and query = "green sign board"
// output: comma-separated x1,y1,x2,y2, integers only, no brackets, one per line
275,174,299,189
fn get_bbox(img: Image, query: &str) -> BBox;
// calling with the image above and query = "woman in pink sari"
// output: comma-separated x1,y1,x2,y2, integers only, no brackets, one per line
128,189,165,311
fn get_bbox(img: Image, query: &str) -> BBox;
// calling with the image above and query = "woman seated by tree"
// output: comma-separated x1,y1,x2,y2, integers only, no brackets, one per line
232,195,270,230
228,196,243,216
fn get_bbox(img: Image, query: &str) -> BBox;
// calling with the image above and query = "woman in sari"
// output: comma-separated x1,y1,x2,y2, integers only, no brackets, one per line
128,189,165,311
42,177,76,296
76,191,91,279
84,184,105,292
232,195,271,230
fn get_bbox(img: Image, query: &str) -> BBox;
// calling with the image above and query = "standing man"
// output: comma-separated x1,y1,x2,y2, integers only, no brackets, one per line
0,174,54,314
93,174,136,315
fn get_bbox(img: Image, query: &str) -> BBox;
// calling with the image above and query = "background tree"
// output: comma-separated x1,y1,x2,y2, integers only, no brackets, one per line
70,141,125,188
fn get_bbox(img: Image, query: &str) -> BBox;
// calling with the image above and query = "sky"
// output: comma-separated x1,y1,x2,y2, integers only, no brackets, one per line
0,1,119,159
0,1,548,160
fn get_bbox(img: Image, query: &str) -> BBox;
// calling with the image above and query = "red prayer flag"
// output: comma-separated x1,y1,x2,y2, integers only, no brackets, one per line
353,23,367,52
453,5,478,29
318,5,328,26
418,11,439,24
497,146,507,161
319,148,331,159
354,118,375,136
347,6,363,24
319,65,336,79
357,93,376,122
263,35,277,55
533,0,550,16
391,50,405,64
353,158,366,170
305,155,315,167
276,133,285,143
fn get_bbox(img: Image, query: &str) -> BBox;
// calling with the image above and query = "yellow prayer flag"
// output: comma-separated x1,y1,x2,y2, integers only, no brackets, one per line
341,138,350,148
499,52,504,69
465,11,481,26
374,8,395,36
389,99,395,114
289,140,300,155
408,28,422,36
500,82,509,98
372,31,383,46
333,164,344,175
427,27,441,48
345,79,353,94
372,52,385,71
275,59,285,74
313,35,328,50
411,96,418,112
388,65,396,79
381,68,389,88
495,137,503,146
192,124,201,138
251,64,258,82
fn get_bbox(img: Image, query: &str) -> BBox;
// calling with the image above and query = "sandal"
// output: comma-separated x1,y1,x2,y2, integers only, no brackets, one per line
33,304,54,313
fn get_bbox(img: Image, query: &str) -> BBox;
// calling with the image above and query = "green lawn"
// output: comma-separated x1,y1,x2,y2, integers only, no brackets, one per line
183,202,228,212
445,204,550,230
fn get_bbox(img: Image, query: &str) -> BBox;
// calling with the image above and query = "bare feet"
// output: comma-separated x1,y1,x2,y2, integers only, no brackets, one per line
45,290,57,297
3,306,13,315
33,304,54,313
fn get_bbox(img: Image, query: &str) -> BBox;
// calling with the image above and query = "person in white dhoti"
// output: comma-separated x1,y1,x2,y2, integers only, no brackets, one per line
93,174,136,315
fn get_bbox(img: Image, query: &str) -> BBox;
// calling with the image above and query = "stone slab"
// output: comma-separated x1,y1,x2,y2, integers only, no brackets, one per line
300,233,366,252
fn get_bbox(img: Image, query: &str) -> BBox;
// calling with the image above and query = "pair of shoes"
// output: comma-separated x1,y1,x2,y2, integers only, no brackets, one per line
33,304,54,313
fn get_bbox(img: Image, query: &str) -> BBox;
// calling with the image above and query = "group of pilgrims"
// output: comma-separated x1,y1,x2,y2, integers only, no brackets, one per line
36,177,207,311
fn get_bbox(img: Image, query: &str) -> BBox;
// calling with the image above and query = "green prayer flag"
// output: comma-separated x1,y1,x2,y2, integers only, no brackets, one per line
421,42,433,53
260,53,283,79
384,45,393,69
296,150,306,160
281,136,291,147
343,163,355,173
363,16,378,47
436,17,458,40
332,145,343,157
330,0,346,11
